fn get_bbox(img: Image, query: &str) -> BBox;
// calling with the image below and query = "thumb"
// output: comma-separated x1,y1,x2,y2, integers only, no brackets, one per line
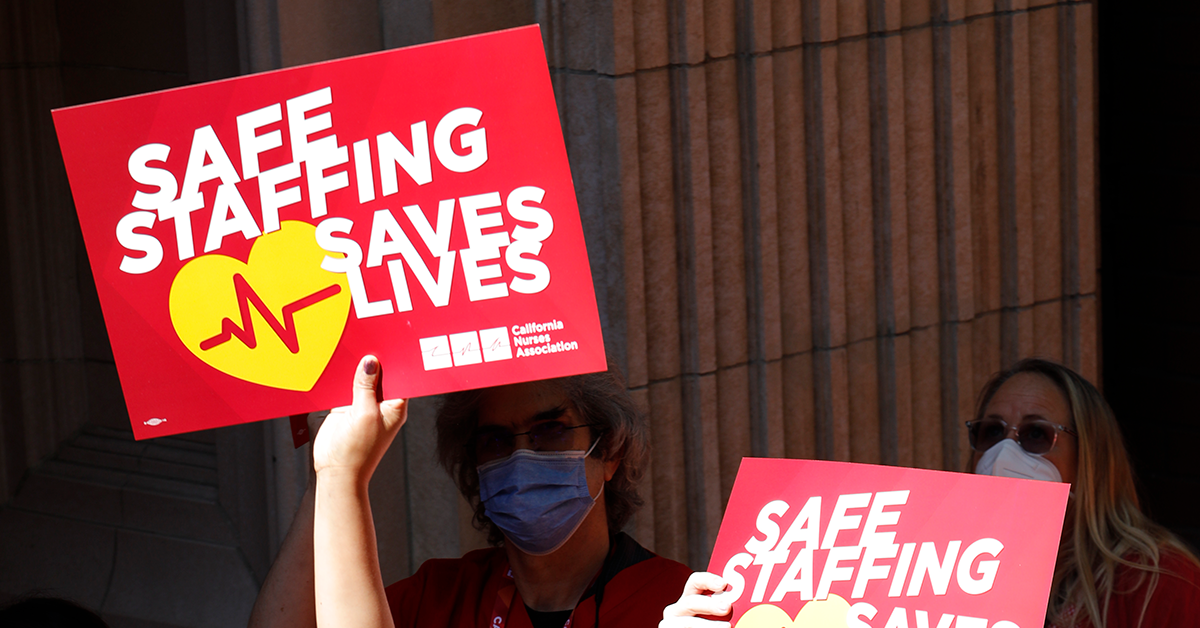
352,355,408,434
351,355,383,419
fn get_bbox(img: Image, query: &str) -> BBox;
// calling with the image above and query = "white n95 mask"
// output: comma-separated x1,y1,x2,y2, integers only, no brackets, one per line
975,438,1062,483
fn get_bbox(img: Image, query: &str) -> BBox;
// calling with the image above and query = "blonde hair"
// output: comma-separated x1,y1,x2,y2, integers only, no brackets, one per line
972,359,1198,628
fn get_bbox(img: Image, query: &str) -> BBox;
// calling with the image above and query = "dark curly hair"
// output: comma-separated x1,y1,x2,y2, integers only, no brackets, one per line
436,362,647,546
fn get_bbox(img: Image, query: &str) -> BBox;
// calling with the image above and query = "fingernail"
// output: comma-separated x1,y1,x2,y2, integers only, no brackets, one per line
363,357,377,375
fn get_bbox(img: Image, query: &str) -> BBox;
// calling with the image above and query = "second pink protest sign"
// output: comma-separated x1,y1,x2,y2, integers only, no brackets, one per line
709,459,1069,628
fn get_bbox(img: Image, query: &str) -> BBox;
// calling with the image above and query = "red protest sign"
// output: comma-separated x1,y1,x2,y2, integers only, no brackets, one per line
52,25,605,440
708,459,1069,628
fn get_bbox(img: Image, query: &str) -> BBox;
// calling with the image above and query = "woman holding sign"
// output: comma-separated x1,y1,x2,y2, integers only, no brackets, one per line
963,359,1200,627
250,356,690,628
660,358,1200,628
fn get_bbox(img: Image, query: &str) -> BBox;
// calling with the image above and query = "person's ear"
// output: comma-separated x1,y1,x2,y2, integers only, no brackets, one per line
602,439,624,481
603,454,619,482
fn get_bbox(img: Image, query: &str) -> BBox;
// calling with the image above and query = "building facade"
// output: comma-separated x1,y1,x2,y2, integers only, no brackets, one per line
0,0,1101,625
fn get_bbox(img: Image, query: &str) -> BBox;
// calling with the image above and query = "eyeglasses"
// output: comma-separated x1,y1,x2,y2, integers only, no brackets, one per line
471,415,599,464
964,418,1076,455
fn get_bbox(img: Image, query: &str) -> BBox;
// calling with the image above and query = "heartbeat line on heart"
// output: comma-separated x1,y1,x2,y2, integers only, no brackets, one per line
199,274,342,354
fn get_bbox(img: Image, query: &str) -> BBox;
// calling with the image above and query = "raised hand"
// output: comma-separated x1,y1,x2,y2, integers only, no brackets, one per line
312,355,407,486
312,355,405,628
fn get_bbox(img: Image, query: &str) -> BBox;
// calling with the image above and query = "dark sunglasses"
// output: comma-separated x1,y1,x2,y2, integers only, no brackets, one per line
964,418,1076,455
471,410,600,464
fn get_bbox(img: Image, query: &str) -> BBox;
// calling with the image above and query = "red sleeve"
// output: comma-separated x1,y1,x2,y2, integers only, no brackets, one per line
1107,552,1200,628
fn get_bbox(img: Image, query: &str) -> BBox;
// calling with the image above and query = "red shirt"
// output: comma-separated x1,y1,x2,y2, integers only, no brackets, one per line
384,533,691,628
1050,551,1200,628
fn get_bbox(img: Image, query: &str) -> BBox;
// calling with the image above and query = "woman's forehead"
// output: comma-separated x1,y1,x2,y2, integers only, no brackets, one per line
986,372,1071,422
476,380,569,428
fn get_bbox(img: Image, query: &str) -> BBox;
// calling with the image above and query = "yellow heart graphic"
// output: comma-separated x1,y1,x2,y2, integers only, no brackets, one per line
169,220,351,391
736,594,852,628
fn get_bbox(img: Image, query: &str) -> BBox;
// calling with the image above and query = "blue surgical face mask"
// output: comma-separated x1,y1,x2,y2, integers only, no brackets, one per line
477,439,602,556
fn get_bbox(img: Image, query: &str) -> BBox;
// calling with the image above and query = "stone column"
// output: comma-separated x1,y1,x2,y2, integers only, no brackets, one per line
539,0,1097,568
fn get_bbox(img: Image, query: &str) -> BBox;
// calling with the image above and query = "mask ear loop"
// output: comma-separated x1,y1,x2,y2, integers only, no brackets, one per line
584,433,610,505
585,432,605,504
584,435,602,458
